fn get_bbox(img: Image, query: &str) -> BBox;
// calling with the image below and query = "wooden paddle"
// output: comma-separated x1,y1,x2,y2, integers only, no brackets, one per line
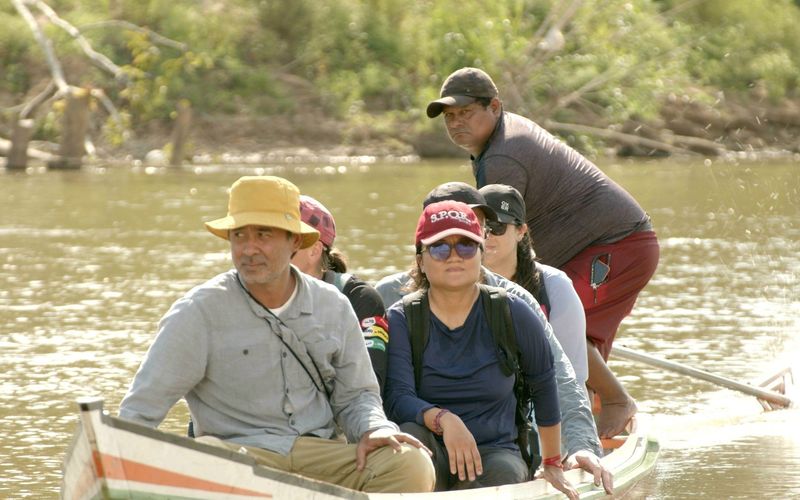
612,345,793,410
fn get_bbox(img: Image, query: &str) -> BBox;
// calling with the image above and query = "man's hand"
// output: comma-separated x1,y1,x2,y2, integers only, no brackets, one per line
355,428,432,471
564,449,613,494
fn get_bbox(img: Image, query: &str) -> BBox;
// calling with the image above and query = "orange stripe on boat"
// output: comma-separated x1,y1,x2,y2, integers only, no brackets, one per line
601,437,626,449
92,451,273,497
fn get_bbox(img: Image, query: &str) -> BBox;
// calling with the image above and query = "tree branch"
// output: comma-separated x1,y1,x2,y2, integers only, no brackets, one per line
79,20,188,52
20,81,57,119
90,88,123,129
11,0,69,94
31,0,129,84
542,119,716,156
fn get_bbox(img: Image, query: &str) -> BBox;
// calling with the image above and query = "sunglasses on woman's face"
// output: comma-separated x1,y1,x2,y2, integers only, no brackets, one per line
424,239,481,261
486,220,512,236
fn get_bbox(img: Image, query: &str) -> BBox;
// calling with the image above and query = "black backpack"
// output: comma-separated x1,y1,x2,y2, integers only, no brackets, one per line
402,284,541,471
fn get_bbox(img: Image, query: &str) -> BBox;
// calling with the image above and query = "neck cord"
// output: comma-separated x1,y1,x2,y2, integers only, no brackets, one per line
235,272,331,399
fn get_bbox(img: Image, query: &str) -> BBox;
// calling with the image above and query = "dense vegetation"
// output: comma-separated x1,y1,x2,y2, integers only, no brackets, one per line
2,0,800,157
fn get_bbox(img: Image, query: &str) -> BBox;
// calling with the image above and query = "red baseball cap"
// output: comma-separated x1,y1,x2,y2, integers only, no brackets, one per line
298,195,336,247
415,200,485,246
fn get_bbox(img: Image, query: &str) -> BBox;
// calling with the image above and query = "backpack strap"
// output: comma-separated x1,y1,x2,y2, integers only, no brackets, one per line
401,289,429,390
478,284,518,377
478,284,538,471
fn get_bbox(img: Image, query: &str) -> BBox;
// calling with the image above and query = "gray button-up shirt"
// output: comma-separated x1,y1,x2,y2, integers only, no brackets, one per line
120,267,396,454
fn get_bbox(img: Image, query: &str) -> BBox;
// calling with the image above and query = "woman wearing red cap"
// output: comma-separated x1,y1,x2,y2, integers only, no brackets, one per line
384,200,577,498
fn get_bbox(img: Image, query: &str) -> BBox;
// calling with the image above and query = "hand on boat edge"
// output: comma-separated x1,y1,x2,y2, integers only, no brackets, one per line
564,449,614,494
539,464,579,500
355,428,433,471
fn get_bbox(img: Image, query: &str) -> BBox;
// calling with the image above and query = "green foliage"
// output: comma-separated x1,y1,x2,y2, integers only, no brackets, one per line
0,13,36,95
3,0,799,146
667,0,800,99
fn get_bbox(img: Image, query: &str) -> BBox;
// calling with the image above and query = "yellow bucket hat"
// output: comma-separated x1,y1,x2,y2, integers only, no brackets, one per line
205,176,320,249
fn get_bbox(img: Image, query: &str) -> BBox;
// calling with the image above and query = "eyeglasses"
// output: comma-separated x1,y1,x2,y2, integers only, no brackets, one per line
424,239,481,261
486,220,512,236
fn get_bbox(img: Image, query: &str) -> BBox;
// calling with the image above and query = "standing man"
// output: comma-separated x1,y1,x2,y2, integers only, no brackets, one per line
119,176,434,493
427,68,660,438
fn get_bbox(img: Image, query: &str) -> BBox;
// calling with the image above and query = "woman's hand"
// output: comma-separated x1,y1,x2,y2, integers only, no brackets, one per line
564,449,613,494
539,464,579,500
440,412,482,482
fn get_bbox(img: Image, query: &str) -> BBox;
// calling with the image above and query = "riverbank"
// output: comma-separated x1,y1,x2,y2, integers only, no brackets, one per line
4,92,800,168
105,91,800,165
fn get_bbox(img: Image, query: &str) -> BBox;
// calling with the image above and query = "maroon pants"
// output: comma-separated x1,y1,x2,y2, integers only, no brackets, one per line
561,231,659,360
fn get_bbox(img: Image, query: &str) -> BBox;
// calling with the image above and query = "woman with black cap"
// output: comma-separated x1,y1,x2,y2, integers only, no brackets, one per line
479,184,589,393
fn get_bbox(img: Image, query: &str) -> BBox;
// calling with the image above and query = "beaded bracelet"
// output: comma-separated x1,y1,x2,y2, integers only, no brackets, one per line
542,454,563,468
432,408,450,435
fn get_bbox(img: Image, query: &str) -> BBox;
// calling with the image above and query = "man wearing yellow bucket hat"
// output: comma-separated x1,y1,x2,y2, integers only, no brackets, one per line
120,176,435,493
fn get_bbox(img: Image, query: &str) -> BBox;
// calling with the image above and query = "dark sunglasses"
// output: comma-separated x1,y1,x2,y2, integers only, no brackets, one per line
424,239,481,261
486,220,512,236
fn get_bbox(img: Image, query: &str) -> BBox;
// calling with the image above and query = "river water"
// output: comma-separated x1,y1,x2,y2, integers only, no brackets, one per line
1,158,798,498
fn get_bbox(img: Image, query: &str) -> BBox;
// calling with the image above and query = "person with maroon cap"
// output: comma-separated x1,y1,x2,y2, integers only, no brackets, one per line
376,181,612,495
383,200,578,498
292,195,390,393
428,67,660,439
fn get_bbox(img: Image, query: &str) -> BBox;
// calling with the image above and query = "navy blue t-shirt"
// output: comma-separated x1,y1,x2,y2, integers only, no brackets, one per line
384,291,559,451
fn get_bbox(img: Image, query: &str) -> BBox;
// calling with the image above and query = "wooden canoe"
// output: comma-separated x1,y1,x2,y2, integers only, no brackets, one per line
61,397,659,499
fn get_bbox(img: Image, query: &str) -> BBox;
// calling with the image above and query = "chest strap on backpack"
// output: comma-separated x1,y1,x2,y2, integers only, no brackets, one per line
401,289,429,390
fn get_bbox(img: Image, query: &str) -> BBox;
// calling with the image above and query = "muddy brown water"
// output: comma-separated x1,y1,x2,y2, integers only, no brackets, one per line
1,158,798,498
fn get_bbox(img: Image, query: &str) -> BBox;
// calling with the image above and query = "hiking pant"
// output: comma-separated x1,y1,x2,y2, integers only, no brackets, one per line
196,434,434,493
399,422,528,491
561,230,660,360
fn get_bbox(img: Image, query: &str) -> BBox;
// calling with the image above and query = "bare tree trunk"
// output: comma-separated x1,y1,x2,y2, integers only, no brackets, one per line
7,118,36,170
49,87,90,169
169,100,192,167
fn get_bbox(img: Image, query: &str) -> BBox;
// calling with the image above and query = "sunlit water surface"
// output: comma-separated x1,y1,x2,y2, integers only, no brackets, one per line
1,159,798,498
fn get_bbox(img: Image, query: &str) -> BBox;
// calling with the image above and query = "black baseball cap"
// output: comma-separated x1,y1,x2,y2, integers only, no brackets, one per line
426,67,499,118
423,182,498,221
478,184,525,225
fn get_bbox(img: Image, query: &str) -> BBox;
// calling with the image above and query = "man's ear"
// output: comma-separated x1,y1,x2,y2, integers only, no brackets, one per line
490,97,502,115
291,233,304,252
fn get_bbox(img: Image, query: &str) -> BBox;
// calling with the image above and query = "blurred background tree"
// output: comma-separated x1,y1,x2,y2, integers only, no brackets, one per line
2,0,799,157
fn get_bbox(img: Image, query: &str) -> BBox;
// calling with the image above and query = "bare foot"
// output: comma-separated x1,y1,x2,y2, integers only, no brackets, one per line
596,397,637,438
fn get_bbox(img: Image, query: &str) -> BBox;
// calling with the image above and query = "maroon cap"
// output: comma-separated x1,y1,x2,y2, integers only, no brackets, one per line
415,200,484,246
298,195,336,247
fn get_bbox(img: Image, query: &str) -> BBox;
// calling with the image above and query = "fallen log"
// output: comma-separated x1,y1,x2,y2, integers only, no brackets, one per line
0,136,58,164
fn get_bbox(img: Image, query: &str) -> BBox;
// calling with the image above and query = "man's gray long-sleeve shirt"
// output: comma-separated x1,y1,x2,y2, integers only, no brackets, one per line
120,267,397,455
375,268,601,457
